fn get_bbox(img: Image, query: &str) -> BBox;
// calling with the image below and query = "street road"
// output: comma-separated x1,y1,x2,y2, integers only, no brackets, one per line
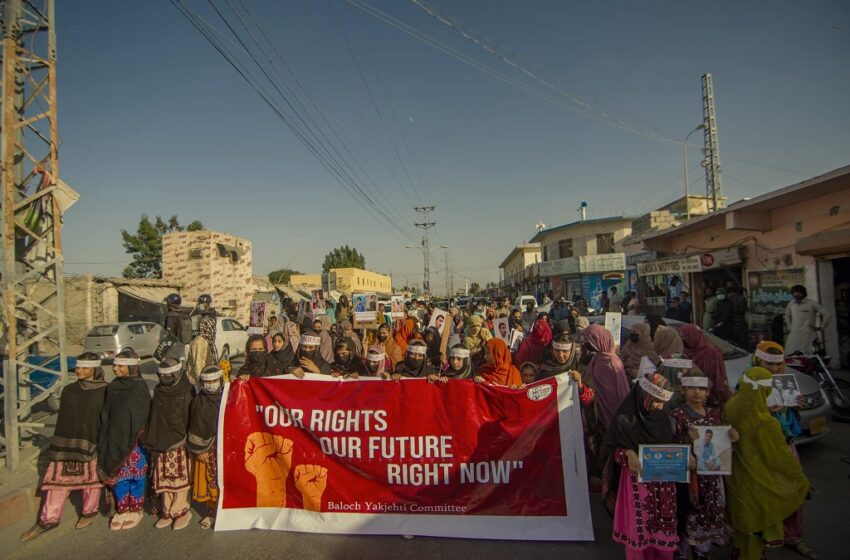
2,374,849,560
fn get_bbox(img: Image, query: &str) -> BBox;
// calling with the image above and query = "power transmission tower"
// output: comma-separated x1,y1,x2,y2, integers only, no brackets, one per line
2,0,75,470
413,205,435,298
701,73,723,212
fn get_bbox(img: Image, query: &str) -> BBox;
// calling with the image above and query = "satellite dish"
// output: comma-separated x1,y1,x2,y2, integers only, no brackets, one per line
535,222,546,232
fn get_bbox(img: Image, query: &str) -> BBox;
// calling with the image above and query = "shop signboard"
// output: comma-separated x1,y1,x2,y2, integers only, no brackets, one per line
636,255,701,276
580,253,626,273
747,268,805,333
538,257,580,277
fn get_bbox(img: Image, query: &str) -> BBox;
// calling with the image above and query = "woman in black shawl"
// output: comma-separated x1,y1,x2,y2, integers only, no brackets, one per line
330,337,366,379
438,344,474,381
238,334,284,380
269,332,296,371
287,331,333,377
393,340,437,379
189,365,224,529
601,372,683,558
422,326,443,369
21,353,108,541
142,357,194,530
97,349,150,531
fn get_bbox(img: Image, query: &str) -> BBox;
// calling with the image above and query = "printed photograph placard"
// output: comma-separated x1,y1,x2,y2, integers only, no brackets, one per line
428,308,448,336
767,373,801,408
353,292,377,329
638,444,690,483
494,317,510,343
693,425,732,476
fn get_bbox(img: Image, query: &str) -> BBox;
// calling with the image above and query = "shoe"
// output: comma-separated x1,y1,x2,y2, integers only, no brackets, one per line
20,524,51,542
199,516,215,530
786,539,819,560
75,516,95,530
121,511,143,530
154,516,173,529
173,511,192,531
109,513,126,531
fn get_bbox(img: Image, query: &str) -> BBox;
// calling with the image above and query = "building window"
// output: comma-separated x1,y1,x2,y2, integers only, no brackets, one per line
542,245,548,261
558,239,573,259
596,233,615,254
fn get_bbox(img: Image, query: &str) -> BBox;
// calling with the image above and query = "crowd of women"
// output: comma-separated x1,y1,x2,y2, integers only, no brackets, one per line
22,296,818,560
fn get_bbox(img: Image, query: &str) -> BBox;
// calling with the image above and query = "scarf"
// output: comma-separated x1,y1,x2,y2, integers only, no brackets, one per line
238,334,284,377
724,367,809,533
463,315,490,352
537,345,579,379
141,367,194,455
652,324,684,357
680,324,733,406
187,385,224,454
48,370,108,463
200,315,218,362
584,324,630,428
619,323,659,379
269,335,296,371
365,345,388,377
332,337,365,376
394,318,417,355
97,373,151,479
513,318,552,367
478,338,522,386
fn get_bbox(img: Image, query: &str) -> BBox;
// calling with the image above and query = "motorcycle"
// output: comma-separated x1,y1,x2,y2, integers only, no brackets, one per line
785,350,850,423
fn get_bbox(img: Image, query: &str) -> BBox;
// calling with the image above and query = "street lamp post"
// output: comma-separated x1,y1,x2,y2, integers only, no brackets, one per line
683,124,705,220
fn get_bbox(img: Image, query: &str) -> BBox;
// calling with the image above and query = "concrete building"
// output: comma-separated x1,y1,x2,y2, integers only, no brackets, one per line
290,274,322,289
161,230,253,323
291,268,392,296
636,165,850,361
526,216,634,304
498,243,541,298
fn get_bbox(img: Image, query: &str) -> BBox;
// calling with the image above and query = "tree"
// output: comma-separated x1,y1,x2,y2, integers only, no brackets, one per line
121,215,203,278
268,268,300,285
322,245,366,272
469,282,481,295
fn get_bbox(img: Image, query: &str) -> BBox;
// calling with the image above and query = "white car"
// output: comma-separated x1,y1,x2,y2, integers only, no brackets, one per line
215,316,249,359
593,315,832,445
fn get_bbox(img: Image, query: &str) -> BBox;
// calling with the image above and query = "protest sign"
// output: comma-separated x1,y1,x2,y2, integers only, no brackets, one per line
215,374,593,540
694,426,732,476
638,444,690,483
248,301,266,335
353,292,377,329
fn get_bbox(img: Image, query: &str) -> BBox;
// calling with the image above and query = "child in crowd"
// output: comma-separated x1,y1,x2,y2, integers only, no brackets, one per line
189,365,225,529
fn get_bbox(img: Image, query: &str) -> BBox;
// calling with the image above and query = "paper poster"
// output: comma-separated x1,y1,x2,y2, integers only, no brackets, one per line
767,373,801,408
638,444,690,483
694,426,732,476
353,293,377,329
215,373,593,540
604,312,622,349
494,317,510,343
311,289,326,315
249,301,266,335
428,308,448,336
509,329,524,353
390,295,405,319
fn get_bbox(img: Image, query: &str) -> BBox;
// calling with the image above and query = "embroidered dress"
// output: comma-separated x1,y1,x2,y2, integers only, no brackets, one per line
670,405,727,554
152,445,191,492
192,447,219,504
38,459,102,527
110,444,148,513
612,449,678,559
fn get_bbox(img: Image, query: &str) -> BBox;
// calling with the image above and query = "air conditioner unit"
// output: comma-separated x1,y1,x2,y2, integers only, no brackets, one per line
188,249,203,259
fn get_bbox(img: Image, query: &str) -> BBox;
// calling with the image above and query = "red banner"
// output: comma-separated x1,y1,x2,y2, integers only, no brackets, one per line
215,374,593,540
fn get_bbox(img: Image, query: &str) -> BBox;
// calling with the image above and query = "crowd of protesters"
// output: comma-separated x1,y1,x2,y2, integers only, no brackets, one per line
21,291,820,560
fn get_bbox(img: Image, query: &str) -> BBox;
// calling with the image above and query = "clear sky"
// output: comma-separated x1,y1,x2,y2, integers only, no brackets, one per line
56,0,850,290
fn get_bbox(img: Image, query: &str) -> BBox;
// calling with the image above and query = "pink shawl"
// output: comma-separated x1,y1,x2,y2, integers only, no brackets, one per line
680,324,733,406
584,324,630,428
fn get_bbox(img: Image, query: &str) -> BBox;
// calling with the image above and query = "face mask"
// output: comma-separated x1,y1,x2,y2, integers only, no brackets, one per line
406,355,425,370
158,373,176,386
716,294,726,301
367,360,380,372
335,349,351,364
628,332,641,343
377,331,389,342
301,348,317,361
248,350,266,363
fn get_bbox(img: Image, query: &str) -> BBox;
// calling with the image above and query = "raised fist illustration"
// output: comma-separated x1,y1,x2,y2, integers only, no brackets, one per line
244,431,293,507
294,464,328,512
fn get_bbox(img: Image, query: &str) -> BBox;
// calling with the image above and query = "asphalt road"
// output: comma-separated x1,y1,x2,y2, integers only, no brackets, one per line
2,372,849,560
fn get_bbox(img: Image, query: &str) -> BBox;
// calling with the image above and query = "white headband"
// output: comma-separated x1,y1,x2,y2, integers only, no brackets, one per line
552,341,573,351
76,360,102,368
450,347,470,358
367,352,386,362
158,362,182,375
661,357,694,369
200,368,223,381
301,335,321,346
113,357,141,366
741,374,773,390
638,376,674,402
755,349,785,364
681,376,710,388
407,344,427,356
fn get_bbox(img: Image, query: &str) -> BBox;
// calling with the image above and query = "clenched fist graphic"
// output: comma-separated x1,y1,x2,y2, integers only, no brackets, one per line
294,464,328,512
244,432,293,507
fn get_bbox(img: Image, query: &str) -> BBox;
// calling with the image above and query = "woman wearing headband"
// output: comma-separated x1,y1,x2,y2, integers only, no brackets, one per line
724,366,810,560
288,331,332,377
433,344,475,383
20,353,108,542
97,350,151,531
601,372,682,560
189,365,225,530
393,339,437,379
364,345,390,378
751,342,817,560
142,357,194,530
670,371,739,560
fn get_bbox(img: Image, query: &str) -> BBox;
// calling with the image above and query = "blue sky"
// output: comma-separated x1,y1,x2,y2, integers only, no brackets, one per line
57,0,850,289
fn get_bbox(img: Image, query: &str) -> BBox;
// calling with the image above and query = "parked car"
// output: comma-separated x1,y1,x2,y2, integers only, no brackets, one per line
591,315,833,445
84,322,164,362
216,316,248,359
514,294,538,309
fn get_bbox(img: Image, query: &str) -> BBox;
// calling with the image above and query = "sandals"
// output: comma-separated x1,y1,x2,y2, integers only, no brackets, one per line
154,516,173,529
109,513,126,531
75,516,95,530
173,511,192,531
786,539,819,560
199,516,215,530
20,524,51,542
121,511,143,530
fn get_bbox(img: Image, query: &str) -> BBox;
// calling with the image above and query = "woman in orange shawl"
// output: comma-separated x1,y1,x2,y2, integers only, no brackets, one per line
393,318,418,355
476,338,522,387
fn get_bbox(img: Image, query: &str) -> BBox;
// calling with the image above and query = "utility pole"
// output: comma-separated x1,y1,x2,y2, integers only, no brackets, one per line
413,205,435,298
2,0,75,470
701,73,723,212
443,249,449,298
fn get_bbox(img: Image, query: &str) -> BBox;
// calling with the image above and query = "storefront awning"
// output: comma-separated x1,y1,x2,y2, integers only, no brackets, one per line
795,225,850,257
115,284,175,304
278,286,309,301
